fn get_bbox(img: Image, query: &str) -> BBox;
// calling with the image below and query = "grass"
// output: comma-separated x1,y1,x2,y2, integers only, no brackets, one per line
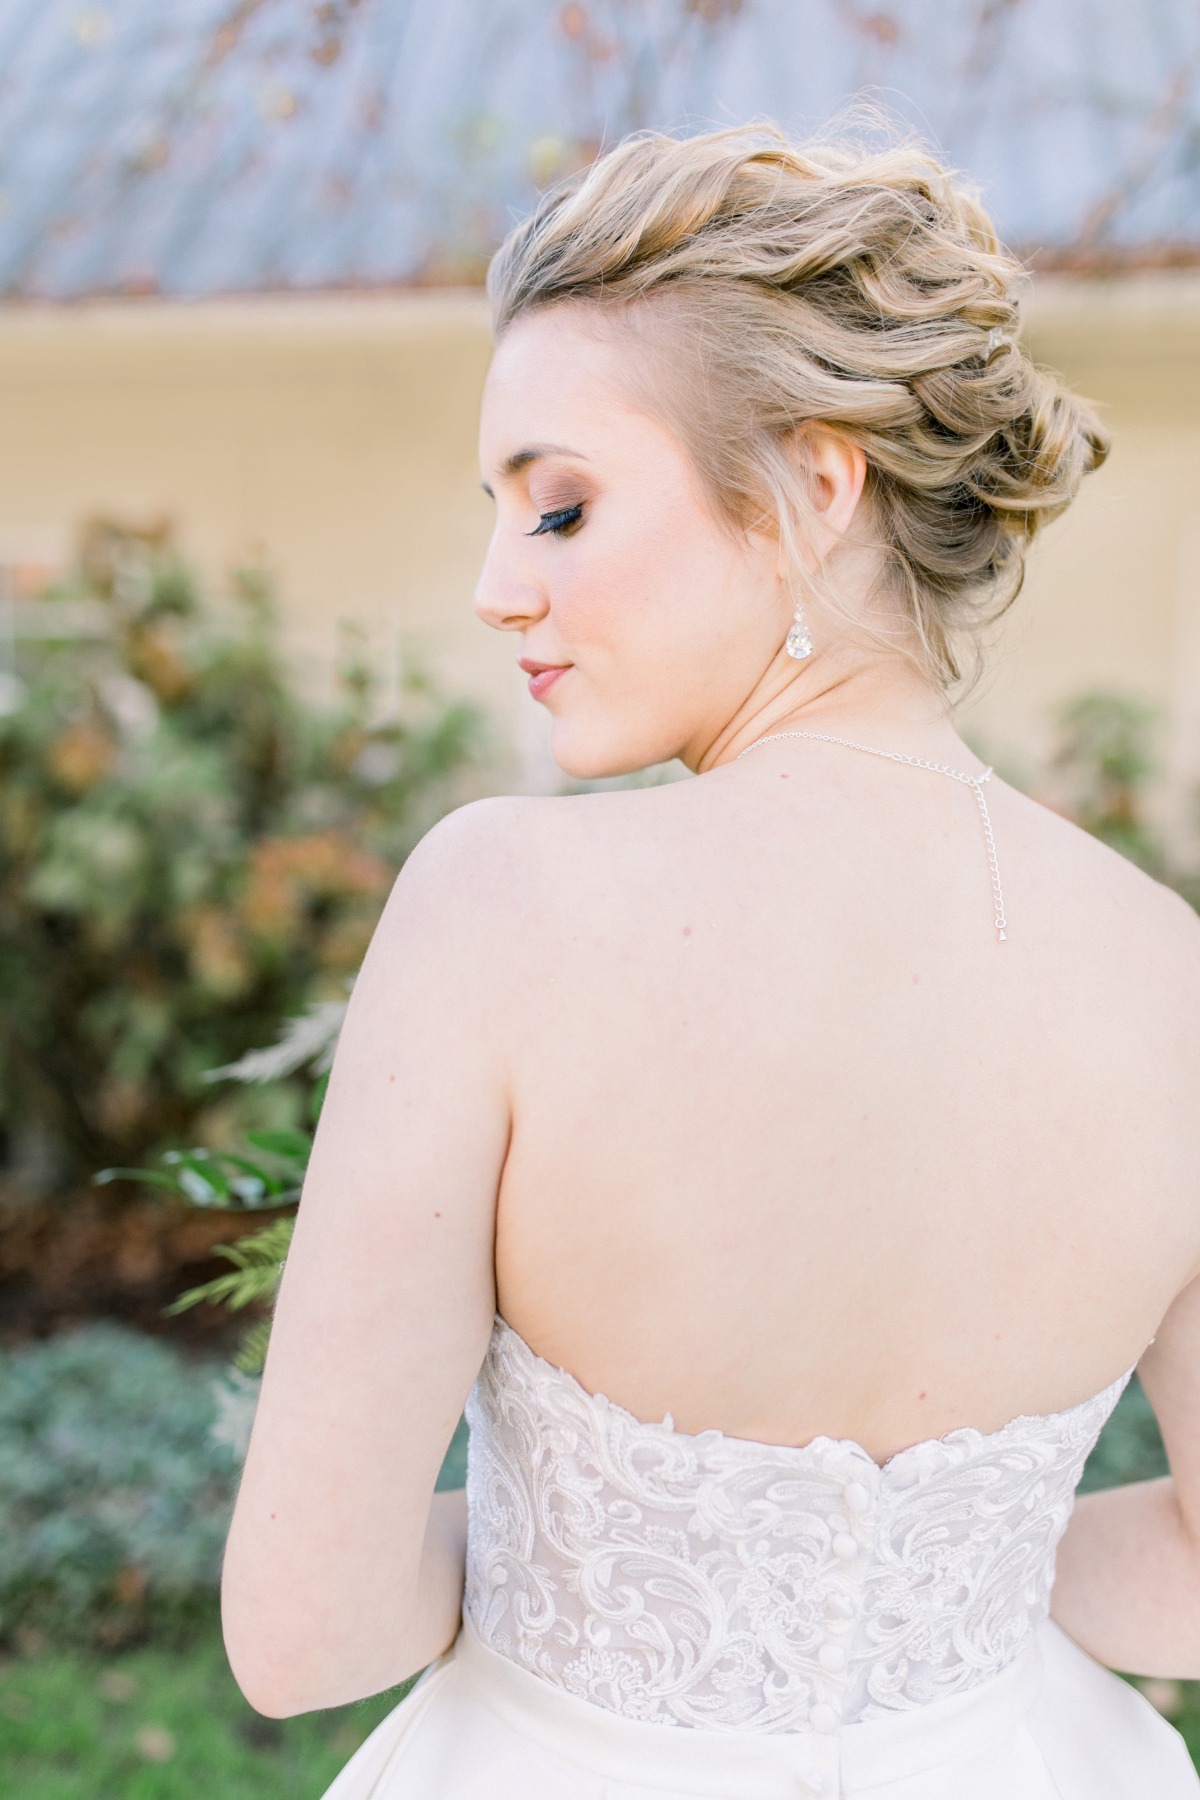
0,1623,413,1800
1137,1678,1200,1767
2,1625,1196,1796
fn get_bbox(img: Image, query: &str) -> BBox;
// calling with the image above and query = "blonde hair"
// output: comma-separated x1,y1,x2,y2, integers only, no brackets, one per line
486,122,1109,692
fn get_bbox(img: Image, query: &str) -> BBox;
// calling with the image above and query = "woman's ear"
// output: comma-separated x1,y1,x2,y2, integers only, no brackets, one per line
769,424,869,585
804,425,867,543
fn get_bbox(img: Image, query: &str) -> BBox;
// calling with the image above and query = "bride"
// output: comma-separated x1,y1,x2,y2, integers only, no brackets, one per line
220,125,1200,1796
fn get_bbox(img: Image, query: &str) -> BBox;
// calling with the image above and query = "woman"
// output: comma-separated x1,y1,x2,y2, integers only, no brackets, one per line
221,125,1200,1797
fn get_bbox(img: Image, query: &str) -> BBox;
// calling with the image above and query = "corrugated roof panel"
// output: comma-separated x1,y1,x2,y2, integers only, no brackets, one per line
0,0,1195,299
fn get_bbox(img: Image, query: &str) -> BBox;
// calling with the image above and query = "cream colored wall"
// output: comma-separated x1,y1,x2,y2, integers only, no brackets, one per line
0,279,1197,816
963,276,1200,851
0,294,517,770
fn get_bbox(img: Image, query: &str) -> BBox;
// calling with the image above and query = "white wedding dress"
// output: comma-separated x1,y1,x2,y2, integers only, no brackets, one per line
322,1313,1197,1798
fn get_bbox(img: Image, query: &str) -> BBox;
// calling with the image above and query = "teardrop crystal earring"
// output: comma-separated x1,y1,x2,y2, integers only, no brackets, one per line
785,599,813,660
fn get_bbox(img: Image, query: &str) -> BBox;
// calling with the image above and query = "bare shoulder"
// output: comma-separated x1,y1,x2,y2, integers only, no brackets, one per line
394,783,696,967
381,792,593,956
397,793,557,888
403,784,674,882
1007,779,1200,992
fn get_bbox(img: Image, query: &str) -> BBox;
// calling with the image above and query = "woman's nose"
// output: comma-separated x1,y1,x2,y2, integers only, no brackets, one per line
473,533,550,634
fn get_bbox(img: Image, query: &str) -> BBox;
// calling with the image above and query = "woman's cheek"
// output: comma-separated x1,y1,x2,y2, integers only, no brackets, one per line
556,515,673,645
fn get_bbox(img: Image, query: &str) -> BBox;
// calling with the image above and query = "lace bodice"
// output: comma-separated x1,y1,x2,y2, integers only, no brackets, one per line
463,1316,1132,1733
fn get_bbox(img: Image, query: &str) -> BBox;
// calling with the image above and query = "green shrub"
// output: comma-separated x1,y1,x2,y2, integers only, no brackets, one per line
0,520,485,1194
0,1321,468,1650
0,1326,239,1648
1079,1374,1170,1494
1048,692,1166,874
99,1007,337,1371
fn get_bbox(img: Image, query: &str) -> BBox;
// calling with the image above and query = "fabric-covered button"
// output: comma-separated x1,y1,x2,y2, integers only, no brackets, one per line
843,1480,871,1513
832,1532,858,1560
825,1593,855,1620
817,1642,846,1673
809,1701,837,1733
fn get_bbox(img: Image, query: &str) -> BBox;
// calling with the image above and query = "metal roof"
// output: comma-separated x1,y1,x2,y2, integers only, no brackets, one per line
0,0,1197,300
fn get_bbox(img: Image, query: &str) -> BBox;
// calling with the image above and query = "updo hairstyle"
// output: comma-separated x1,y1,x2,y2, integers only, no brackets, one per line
486,123,1109,692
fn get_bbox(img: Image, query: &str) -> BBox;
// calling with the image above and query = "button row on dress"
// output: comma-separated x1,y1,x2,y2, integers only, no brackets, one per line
831,1471,876,1562
789,1733,836,1800
809,1700,838,1734
810,1475,872,1751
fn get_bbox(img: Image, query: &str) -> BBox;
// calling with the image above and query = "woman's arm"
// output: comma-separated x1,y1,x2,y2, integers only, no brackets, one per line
1051,1269,1200,1677
220,798,534,1718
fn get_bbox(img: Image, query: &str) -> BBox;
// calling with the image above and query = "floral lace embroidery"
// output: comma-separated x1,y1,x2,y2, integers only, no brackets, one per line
463,1316,1132,1732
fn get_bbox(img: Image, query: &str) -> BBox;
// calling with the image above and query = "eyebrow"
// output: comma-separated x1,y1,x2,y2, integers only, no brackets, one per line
480,442,589,497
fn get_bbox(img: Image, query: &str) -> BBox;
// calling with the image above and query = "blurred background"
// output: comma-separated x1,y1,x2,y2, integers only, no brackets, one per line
0,2,1198,1793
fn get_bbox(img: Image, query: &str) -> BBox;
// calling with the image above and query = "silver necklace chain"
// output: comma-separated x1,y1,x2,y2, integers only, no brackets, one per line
735,729,1009,942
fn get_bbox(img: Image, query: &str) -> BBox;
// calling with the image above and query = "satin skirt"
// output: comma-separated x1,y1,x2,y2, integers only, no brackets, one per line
320,1615,1198,1799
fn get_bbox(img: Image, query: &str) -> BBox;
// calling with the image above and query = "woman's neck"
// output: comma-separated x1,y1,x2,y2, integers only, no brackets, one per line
697,656,970,776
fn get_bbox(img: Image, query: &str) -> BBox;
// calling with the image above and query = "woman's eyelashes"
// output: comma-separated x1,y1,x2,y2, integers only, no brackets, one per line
527,502,584,538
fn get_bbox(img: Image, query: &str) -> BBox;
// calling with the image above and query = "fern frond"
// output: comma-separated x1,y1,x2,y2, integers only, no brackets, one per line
234,1319,273,1375
165,1218,294,1317
204,999,348,1085
214,1217,295,1270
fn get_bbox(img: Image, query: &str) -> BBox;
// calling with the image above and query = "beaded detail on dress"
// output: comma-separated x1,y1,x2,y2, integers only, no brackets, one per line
463,1316,1132,1734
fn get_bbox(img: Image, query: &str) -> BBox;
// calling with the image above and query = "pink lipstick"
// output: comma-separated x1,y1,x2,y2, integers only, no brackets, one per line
519,658,571,701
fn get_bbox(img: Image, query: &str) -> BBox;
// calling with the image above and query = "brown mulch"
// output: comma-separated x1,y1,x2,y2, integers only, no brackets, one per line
0,1180,273,1352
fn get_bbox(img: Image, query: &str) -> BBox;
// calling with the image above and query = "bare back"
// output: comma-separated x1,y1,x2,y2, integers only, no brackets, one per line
493,748,1200,1466
221,116,1200,1721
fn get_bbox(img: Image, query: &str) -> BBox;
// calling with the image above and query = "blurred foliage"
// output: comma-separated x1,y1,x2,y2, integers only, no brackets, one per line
0,520,484,1195
1079,1374,1169,1494
1043,689,1200,916
0,1326,239,1650
99,1009,339,1372
1049,692,1166,874
0,1322,466,1652
167,1217,296,1377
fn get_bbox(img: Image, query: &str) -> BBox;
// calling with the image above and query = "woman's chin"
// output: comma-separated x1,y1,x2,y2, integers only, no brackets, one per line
548,722,659,784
